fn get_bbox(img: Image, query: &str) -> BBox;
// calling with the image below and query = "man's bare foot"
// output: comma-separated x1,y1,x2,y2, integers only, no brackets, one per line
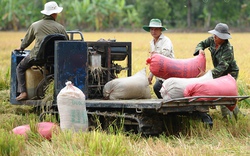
16,92,27,101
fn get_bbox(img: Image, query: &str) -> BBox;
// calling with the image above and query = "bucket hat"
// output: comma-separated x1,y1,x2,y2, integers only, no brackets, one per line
41,1,63,15
143,19,167,32
208,23,231,40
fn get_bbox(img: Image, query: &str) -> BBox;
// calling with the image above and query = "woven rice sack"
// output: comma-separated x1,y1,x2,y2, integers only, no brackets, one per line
160,70,213,100
184,74,238,101
103,68,151,100
57,81,88,132
146,53,206,79
12,122,59,140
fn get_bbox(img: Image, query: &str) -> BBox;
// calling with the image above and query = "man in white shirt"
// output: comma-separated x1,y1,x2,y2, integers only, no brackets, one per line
143,18,175,98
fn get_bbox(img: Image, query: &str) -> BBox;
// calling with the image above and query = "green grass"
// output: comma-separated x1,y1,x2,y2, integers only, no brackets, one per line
0,129,26,156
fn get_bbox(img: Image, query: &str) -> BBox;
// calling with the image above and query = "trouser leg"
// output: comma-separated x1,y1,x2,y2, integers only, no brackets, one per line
220,105,240,120
232,105,240,120
16,55,31,93
153,79,163,99
220,105,232,118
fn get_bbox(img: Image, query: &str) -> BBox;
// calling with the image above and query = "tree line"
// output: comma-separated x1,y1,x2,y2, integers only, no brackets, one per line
1,0,250,31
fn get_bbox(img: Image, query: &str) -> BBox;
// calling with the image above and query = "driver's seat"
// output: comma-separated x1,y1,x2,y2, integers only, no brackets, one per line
28,34,67,73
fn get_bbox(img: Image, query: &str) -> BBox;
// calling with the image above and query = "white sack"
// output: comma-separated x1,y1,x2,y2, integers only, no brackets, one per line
57,81,88,132
103,68,151,100
160,70,213,100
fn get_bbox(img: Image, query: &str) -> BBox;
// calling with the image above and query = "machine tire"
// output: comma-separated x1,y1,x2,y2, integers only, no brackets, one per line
36,74,54,99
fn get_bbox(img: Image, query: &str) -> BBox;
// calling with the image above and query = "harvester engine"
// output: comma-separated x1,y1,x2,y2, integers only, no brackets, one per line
86,41,132,99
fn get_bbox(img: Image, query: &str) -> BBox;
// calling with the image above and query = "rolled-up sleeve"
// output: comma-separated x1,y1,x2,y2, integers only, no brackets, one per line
161,40,174,58
194,37,213,56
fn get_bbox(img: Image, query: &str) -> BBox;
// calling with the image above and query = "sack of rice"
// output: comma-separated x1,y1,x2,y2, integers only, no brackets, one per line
12,122,59,140
57,81,88,132
146,53,206,79
160,70,213,100
103,68,151,100
184,74,238,101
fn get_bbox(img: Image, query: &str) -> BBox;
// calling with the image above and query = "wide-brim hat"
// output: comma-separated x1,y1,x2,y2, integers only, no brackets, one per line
41,1,63,16
208,23,231,40
143,19,167,32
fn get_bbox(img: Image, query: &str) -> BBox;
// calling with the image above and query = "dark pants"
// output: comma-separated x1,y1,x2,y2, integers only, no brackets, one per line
153,79,163,99
16,55,32,93
221,72,240,118
221,105,240,119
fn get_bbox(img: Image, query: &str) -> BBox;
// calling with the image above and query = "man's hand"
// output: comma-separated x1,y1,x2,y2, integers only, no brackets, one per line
197,67,206,77
149,51,157,56
14,48,24,51
199,49,205,55
148,73,153,85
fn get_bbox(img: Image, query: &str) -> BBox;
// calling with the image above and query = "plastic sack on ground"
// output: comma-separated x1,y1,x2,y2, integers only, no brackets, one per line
146,53,206,79
12,122,59,140
57,81,88,132
184,74,238,111
103,68,151,100
160,70,213,100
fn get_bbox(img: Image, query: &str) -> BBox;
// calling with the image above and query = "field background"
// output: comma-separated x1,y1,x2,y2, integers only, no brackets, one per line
1,32,250,87
1,32,250,155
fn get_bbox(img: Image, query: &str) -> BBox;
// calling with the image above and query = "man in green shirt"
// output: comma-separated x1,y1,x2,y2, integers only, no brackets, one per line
194,23,240,119
15,1,68,100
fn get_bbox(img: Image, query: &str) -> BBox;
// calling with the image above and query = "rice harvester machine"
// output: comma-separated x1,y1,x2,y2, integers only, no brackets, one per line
10,31,249,136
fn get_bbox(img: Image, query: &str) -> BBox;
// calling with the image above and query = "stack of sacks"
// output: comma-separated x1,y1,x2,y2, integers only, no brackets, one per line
103,68,151,100
184,74,238,111
160,70,213,100
146,53,206,79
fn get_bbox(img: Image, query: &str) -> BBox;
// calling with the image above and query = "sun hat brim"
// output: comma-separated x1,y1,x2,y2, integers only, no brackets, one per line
41,7,63,15
208,29,231,40
142,26,167,32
